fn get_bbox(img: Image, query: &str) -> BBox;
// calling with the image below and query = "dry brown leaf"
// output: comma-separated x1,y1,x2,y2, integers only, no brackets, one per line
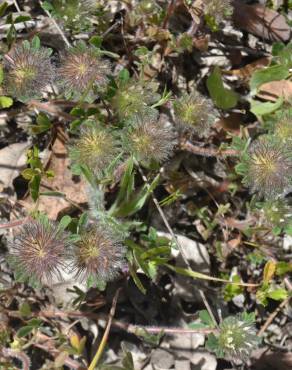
257,80,292,102
24,137,87,219
233,0,291,42
222,57,271,82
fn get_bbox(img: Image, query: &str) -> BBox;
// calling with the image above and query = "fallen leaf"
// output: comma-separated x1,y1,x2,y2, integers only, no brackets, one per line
233,0,291,42
24,137,87,219
257,80,292,102
0,142,30,193
222,57,271,82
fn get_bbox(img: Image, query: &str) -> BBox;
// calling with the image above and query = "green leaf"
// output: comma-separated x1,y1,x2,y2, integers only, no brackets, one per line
77,212,89,232
14,15,31,23
250,65,289,94
128,264,146,294
31,35,40,50
39,191,65,197
19,302,31,318
58,215,72,232
199,310,216,328
118,68,130,85
250,97,283,116
31,113,52,134
206,333,219,352
89,35,103,48
276,261,292,276
206,66,238,109
140,246,170,260
109,157,134,215
113,174,160,217
121,351,134,370
21,168,37,180
0,66,3,85
17,325,35,338
224,274,244,302
30,174,41,202
166,264,253,285
267,288,288,301
0,2,8,17
0,96,13,108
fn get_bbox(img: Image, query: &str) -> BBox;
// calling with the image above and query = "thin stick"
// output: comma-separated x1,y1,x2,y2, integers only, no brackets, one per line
181,140,239,158
39,1,71,47
23,308,217,335
258,278,292,336
0,217,30,229
134,159,191,269
199,289,219,329
88,288,121,370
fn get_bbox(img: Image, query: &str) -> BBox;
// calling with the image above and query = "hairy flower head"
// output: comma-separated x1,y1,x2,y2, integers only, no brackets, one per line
243,136,292,198
70,123,119,175
204,0,233,24
173,91,216,137
8,219,70,284
125,110,176,163
274,109,292,143
3,41,55,101
58,42,111,99
111,79,159,119
72,224,126,283
217,314,259,360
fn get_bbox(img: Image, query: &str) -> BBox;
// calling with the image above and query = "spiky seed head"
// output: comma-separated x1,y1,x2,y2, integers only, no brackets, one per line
3,42,55,101
243,136,292,198
217,315,259,360
70,123,119,175
58,42,111,98
173,91,216,137
274,110,292,143
125,110,176,163
111,79,160,119
204,0,233,23
262,199,292,228
72,224,126,283
8,219,70,284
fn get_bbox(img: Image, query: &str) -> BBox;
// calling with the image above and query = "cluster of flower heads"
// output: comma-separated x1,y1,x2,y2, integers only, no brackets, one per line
207,313,260,360
8,217,126,286
70,110,176,175
3,38,110,101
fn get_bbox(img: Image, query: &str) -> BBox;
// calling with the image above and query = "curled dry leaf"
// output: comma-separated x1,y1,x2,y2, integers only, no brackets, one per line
222,57,271,82
257,80,292,102
232,0,291,42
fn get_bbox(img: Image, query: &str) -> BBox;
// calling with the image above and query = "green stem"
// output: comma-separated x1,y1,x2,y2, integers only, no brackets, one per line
88,288,121,370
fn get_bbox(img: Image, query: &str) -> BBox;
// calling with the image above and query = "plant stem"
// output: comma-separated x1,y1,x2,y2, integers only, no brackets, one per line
88,288,121,370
